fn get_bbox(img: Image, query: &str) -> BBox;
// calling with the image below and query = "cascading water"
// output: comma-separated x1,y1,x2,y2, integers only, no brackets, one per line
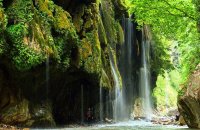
165,71,170,112
140,28,153,120
99,1,153,120
99,86,103,121
110,54,125,121
118,16,135,120
46,54,49,99
81,85,84,124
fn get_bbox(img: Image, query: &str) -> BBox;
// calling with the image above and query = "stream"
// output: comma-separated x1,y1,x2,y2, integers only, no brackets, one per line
33,120,196,130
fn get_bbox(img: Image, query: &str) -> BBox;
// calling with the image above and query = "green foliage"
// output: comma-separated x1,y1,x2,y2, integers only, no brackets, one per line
52,5,80,70
82,31,102,74
6,0,33,23
168,70,181,91
7,23,44,71
153,70,180,114
0,37,5,55
128,0,200,83
98,18,108,48
101,0,117,46
150,33,173,76
178,28,200,82
0,1,7,56
129,0,196,37
54,37,71,70
116,22,124,45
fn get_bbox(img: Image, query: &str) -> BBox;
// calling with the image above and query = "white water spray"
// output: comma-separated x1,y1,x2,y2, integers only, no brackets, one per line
110,57,125,121
81,85,84,124
140,35,153,120
100,86,103,121
46,54,49,98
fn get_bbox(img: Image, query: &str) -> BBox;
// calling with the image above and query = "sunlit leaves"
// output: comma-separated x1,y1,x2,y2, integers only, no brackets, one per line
153,70,180,113
128,0,200,83
129,0,196,39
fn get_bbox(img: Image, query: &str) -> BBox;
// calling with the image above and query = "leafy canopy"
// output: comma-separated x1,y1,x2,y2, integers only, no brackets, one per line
127,0,200,82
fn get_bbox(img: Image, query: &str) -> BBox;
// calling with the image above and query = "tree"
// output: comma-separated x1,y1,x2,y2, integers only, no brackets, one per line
127,0,200,82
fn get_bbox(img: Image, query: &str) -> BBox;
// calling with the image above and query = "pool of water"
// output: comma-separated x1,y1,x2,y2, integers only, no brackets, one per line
32,120,197,130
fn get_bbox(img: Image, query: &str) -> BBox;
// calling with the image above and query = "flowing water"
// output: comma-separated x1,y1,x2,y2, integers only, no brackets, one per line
118,17,134,120
140,29,153,120
99,86,103,121
165,71,170,111
110,57,125,121
46,54,49,99
33,121,192,130
81,85,84,124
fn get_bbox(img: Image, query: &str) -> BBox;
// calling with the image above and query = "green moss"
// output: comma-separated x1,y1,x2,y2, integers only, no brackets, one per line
37,0,54,19
100,68,112,88
6,0,33,23
72,5,85,33
53,5,80,70
0,6,7,56
98,18,108,49
79,38,92,59
116,22,124,45
4,0,50,70
5,0,80,71
109,46,122,88
7,23,44,71
117,0,127,9
112,0,129,18
53,6,73,33
29,20,46,50
0,37,5,55
54,37,71,70
0,99,30,124
82,31,102,74
101,0,117,46
0,6,7,30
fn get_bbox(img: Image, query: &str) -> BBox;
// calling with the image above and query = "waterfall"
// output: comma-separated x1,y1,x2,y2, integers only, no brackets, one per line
106,90,112,119
99,86,103,121
81,85,84,124
140,29,153,120
46,54,49,99
110,56,125,121
118,17,134,119
165,71,170,112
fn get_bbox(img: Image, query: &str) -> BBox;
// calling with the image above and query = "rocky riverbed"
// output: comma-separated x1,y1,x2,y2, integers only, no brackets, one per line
0,124,29,130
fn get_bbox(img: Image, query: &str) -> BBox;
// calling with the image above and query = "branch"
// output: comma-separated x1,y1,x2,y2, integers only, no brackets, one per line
163,0,197,20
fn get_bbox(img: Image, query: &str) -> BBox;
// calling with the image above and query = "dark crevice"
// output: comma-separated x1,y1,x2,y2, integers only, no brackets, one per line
7,19,15,26
51,28,60,38
2,0,13,9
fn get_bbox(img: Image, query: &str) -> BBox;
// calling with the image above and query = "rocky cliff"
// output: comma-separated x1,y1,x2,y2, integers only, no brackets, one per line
178,64,200,128
0,0,127,127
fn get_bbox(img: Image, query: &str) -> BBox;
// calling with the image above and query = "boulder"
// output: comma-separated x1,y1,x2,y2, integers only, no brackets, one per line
132,98,145,119
179,115,186,126
178,63,200,128
0,99,30,125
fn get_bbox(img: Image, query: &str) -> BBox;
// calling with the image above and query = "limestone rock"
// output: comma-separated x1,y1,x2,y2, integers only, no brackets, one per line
132,98,145,119
0,99,30,125
27,101,55,127
179,115,186,126
178,63,200,128
0,0,127,126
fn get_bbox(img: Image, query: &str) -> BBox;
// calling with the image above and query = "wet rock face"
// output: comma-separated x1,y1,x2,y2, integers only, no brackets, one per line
0,0,127,127
178,64,200,128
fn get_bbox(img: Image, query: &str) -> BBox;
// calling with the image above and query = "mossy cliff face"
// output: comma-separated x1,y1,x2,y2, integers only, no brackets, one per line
0,0,127,126
178,64,200,128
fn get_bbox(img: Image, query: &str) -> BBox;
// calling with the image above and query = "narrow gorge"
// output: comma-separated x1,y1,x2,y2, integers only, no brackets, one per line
0,0,200,129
